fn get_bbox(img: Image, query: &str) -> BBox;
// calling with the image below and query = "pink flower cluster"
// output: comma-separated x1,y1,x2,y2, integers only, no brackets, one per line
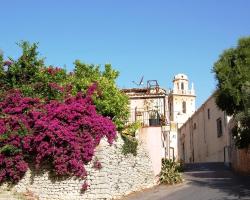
93,159,102,170
0,84,116,187
46,66,62,76
0,153,28,183
48,82,64,92
81,181,89,192
3,60,12,66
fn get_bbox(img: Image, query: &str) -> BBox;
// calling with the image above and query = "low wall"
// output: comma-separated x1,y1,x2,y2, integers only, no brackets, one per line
138,127,163,176
2,136,156,200
231,147,250,175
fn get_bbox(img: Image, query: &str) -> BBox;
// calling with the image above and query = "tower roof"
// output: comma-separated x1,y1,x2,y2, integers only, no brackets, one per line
173,74,188,81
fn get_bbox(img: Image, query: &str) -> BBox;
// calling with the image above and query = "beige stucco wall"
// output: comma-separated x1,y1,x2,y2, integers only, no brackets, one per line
128,97,166,126
138,127,164,175
169,95,196,125
179,95,231,163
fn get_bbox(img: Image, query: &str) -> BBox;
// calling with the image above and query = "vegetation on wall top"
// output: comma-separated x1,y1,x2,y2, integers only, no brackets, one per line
0,41,129,130
0,41,129,190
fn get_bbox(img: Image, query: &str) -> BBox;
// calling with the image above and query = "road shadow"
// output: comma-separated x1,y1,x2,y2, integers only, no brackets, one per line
184,163,250,199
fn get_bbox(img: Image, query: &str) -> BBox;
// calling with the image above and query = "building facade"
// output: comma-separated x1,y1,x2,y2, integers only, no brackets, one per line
178,94,232,163
123,74,196,161
168,74,196,126
124,73,249,174
123,86,167,127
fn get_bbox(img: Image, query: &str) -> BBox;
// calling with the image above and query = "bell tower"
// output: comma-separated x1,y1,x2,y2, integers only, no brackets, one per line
168,74,196,125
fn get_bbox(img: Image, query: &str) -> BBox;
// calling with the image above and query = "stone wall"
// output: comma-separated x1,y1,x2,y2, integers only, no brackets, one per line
2,136,156,200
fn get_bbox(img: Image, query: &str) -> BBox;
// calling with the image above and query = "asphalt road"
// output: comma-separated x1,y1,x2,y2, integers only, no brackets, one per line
123,163,250,200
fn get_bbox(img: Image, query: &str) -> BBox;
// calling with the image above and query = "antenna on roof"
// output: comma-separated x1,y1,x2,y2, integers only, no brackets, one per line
132,76,144,86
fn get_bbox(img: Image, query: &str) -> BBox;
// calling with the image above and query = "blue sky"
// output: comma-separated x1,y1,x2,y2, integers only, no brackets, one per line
0,0,250,107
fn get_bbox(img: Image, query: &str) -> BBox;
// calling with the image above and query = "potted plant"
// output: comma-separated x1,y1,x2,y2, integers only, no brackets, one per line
160,114,167,126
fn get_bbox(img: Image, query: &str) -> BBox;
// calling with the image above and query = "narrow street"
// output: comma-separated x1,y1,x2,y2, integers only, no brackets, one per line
123,163,250,200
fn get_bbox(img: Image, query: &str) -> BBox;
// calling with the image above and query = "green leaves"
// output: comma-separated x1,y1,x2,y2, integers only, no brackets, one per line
71,60,129,129
121,134,138,156
0,144,21,155
159,159,183,184
120,121,141,156
213,37,250,114
213,37,250,148
0,54,5,91
5,41,44,88
1,41,129,131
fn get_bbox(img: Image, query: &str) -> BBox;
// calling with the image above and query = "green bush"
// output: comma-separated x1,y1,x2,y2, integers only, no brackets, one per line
121,122,141,156
159,158,183,184
70,61,129,130
121,121,141,137
121,134,138,156
0,41,129,130
213,37,250,148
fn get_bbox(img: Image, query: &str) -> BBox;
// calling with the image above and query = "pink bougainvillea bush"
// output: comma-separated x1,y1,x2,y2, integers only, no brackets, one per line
0,84,116,187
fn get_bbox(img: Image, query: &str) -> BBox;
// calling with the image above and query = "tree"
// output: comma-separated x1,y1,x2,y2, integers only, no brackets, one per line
1,41,129,130
1,41,47,98
0,53,5,92
213,37,250,148
5,41,44,87
0,41,126,188
70,61,129,130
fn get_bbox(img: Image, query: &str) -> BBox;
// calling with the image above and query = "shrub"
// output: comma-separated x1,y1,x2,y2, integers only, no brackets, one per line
71,61,129,130
0,84,116,188
159,158,183,184
0,41,129,190
121,134,138,156
121,122,140,156
0,41,129,130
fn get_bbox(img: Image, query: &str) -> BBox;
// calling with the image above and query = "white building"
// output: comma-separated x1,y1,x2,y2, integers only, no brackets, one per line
168,74,196,125
123,74,196,161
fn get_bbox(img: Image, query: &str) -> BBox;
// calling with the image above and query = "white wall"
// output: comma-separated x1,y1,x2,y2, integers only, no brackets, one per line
169,95,196,124
169,74,196,125
138,127,164,175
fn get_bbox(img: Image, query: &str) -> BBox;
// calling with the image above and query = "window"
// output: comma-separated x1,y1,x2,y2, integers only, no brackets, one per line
181,82,184,90
193,123,197,130
182,101,186,113
217,118,223,137
208,109,210,119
